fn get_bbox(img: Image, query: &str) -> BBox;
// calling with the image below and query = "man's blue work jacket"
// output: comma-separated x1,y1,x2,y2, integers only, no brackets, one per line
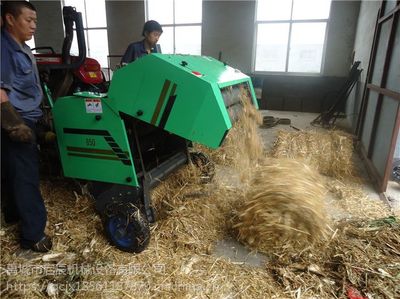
1,29,42,122
120,39,160,65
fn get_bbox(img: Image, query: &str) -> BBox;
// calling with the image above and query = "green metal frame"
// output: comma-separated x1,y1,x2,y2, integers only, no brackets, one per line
108,54,257,148
52,93,138,186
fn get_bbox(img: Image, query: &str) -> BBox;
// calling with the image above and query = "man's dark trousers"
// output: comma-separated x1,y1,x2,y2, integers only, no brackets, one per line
1,119,47,244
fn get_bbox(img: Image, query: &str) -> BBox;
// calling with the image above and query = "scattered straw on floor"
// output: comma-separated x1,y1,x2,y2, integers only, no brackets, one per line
1,95,397,298
264,217,400,299
326,178,390,219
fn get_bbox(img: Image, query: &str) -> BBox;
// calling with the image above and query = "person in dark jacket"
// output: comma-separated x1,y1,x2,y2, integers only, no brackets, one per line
121,20,163,65
1,1,52,252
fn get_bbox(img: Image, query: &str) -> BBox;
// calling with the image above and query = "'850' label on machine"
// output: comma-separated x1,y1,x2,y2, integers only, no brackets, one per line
85,99,103,113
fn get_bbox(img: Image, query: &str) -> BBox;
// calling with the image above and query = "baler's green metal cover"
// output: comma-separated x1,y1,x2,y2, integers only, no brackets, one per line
107,54,257,149
52,93,138,186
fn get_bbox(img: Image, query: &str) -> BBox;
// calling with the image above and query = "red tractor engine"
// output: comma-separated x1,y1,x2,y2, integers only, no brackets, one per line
33,6,107,99
35,54,104,86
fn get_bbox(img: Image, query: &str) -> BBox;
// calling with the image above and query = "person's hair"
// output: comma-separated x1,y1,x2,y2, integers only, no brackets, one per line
1,1,36,21
142,20,163,36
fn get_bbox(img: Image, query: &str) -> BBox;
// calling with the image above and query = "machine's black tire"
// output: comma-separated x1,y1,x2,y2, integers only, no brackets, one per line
190,152,215,183
392,159,400,183
104,202,150,253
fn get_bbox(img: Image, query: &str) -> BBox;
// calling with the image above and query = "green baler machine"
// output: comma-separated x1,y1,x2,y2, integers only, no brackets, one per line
50,53,258,252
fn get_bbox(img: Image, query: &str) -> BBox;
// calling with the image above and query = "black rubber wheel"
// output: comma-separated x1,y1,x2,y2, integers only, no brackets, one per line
190,152,215,183
392,159,400,183
104,202,150,253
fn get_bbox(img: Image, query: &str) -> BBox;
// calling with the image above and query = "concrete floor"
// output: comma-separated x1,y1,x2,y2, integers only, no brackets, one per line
212,110,398,267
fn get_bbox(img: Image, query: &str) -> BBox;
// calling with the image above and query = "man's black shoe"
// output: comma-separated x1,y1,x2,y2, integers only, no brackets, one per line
21,235,52,252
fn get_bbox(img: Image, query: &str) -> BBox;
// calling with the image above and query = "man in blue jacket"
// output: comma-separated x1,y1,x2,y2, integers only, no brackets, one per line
121,20,163,65
1,1,52,252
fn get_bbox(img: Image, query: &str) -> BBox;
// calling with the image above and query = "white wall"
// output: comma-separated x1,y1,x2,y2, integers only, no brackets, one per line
352,0,381,83
202,0,256,73
30,0,64,52
345,0,381,132
105,0,145,69
105,0,145,57
323,0,360,76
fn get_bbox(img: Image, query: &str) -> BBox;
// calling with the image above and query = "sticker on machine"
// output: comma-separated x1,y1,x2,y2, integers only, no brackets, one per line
85,99,103,113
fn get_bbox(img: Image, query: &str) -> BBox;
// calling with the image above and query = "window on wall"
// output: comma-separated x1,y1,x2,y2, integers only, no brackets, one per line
62,0,109,67
146,0,202,55
26,37,35,49
254,0,331,73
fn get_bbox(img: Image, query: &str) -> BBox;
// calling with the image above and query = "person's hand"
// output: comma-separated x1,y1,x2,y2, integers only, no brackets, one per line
0,89,9,103
8,124,34,143
1,100,34,143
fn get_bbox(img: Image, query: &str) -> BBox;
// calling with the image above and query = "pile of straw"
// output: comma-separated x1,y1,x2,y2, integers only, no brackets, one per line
271,130,355,179
232,158,328,252
270,129,390,220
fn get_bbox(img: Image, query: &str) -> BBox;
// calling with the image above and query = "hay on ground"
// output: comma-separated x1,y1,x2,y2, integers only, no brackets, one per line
268,129,392,220
271,130,355,179
1,91,397,299
232,158,328,252
265,217,400,299
326,178,391,219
